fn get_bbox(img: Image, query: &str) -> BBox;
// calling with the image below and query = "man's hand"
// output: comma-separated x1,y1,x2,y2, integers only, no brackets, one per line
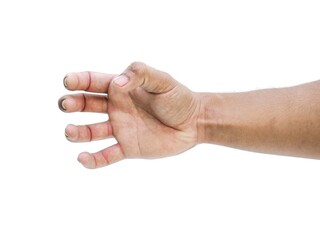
59,62,320,168
58,62,200,169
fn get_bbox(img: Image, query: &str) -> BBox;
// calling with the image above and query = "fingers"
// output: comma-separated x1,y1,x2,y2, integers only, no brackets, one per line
64,71,116,93
65,121,113,142
113,62,178,94
77,144,125,169
58,93,108,113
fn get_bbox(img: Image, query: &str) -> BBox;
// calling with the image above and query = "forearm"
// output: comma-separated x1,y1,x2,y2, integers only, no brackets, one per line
197,81,320,159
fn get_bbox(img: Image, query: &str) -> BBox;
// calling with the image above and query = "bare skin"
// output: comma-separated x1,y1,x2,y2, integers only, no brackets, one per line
58,62,320,169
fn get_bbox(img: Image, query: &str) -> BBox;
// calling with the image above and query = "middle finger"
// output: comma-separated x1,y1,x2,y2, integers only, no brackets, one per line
59,93,108,113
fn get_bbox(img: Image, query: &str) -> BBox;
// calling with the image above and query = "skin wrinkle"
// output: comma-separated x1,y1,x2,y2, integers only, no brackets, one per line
134,107,148,157
81,93,87,112
85,71,93,91
101,150,110,166
86,125,93,142
108,122,114,138
141,77,146,90
91,153,98,168
180,93,199,128
140,119,166,158
104,95,108,112
116,143,125,161
148,88,195,129
134,105,170,157
136,121,143,157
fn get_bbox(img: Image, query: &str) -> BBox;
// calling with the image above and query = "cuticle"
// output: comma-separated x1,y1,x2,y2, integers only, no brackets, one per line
58,98,67,111
63,75,68,88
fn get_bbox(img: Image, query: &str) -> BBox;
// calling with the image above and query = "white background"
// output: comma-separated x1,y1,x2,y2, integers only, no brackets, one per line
1,0,320,239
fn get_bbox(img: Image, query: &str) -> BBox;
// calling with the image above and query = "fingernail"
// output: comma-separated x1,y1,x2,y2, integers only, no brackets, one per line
113,75,129,87
61,100,67,110
63,75,68,88
65,131,69,138
58,98,67,111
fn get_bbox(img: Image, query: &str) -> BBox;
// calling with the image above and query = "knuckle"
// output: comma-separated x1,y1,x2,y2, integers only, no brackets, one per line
80,93,87,112
128,61,147,75
84,71,92,91
85,125,93,142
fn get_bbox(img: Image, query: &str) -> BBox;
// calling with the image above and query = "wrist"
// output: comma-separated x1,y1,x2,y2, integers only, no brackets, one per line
196,92,225,144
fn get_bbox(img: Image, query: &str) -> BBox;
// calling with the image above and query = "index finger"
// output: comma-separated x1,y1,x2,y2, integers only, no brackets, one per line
64,71,116,93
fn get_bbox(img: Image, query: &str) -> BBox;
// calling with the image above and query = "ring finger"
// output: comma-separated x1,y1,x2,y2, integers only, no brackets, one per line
65,121,113,142
58,93,108,113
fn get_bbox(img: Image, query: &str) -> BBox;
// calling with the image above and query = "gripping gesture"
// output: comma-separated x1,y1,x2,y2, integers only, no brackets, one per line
59,62,200,168
59,62,320,169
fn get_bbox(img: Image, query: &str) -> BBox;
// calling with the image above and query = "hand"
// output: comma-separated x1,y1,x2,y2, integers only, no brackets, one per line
58,62,201,169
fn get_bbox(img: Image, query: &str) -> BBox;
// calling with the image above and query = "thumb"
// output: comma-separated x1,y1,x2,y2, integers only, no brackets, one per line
113,62,177,93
